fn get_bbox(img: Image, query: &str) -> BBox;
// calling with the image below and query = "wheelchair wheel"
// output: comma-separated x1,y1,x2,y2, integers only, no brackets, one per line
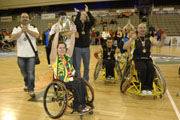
2,43,11,52
115,61,122,80
119,55,128,73
84,80,94,104
153,64,166,95
120,63,132,93
43,80,68,119
94,61,102,80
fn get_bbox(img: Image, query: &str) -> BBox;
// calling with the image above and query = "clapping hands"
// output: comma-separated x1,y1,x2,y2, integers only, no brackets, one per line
74,4,89,13
21,25,28,32
85,4,88,12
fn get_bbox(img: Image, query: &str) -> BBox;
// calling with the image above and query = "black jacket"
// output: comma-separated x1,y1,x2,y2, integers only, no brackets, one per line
74,11,95,48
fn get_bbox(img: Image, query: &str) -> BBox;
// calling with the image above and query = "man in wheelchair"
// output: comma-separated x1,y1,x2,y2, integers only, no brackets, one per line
123,23,166,95
94,38,120,80
50,24,90,112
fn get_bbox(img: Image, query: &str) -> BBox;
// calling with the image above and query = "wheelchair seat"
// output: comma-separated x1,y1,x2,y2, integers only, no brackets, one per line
93,57,123,84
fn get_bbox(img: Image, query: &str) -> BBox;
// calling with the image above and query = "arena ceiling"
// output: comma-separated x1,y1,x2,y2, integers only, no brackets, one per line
0,0,119,10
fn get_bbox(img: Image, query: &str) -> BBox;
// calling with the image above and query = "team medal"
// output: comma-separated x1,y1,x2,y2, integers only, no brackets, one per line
81,31,85,35
142,48,146,53
141,40,146,53
24,37,27,41
107,52,111,59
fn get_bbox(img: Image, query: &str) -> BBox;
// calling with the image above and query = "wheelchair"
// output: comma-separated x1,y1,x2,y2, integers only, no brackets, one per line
43,77,94,120
0,39,11,52
93,56,122,84
120,59,166,99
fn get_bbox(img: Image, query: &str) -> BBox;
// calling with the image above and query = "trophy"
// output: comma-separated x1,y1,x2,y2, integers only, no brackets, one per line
59,16,74,41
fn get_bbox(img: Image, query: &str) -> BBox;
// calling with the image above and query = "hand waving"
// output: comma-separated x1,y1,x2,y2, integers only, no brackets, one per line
85,4,89,12
74,8,80,13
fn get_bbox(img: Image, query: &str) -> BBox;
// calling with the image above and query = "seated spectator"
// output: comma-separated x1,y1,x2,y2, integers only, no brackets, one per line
100,17,104,25
103,19,108,25
141,16,147,23
114,18,117,24
109,29,115,37
125,11,130,17
110,19,115,24
95,31,101,45
91,27,96,45
114,27,123,47
101,26,111,46
148,24,155,37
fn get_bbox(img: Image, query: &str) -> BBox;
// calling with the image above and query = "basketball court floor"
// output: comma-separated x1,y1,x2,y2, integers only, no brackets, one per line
0,45,180,120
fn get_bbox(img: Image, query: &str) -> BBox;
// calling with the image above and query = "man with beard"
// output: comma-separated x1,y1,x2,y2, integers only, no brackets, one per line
11,12,39,97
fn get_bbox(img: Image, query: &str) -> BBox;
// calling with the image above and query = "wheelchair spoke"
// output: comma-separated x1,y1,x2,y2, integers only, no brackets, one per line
153,64,166,95
115,61,123,80
94,61,102,80
43,81,68,119
84,80,94,106
120,64,132,93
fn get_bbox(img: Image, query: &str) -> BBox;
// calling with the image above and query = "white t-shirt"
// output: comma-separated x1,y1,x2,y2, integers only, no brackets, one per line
12,24,39,57
101,31,111,39
49,22,74,48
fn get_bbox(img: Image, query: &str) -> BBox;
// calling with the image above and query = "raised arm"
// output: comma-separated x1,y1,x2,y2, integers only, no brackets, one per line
152,32,167,47
67,25,76,57
123,33,136,50
87,11,95,27
50,25,59,65
74,8,81,25
85,4,95,27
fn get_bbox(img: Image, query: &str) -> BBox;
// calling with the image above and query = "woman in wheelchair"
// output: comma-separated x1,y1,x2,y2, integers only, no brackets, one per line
94,38,120,80
123,23,166,95
50,25,90,112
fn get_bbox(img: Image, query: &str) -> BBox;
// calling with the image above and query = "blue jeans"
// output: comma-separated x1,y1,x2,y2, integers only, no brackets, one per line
74,47,90,81
18,57,36,91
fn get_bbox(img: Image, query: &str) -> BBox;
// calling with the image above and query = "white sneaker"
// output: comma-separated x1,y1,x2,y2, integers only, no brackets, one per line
81,107,89,112
106,75,111,80
24,86,28,92
146,90,152,95
111,77,114,80
29,91,35,97
141,90,147,94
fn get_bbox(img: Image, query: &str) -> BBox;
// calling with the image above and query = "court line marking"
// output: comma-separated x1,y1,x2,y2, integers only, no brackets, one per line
166,89,180,120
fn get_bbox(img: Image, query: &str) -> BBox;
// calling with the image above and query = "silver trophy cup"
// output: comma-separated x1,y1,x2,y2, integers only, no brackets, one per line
59,16,74,40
